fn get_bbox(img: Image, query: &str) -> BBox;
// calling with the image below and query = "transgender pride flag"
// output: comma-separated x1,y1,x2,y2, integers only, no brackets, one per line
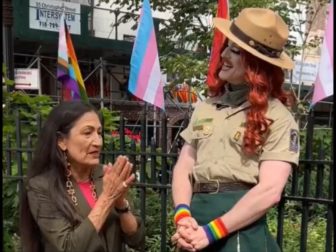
311,2,333,106
128,0,164,110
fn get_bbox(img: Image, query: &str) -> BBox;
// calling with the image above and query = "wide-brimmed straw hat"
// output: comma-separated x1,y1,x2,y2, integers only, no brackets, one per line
213,8,294,69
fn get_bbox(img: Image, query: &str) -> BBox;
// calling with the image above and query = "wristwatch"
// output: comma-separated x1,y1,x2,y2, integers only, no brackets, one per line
115,200,131,214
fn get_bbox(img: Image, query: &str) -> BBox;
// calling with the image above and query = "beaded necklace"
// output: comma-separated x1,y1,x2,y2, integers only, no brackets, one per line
65,168,97,206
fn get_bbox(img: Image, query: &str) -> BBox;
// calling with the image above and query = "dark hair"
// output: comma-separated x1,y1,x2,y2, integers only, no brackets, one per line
20,101,100,252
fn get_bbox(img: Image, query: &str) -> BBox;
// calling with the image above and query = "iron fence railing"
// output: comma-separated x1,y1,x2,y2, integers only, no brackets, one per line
2,108,334,252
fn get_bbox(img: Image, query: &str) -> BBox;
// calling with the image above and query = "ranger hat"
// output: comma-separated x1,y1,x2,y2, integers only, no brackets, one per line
213,8,294,69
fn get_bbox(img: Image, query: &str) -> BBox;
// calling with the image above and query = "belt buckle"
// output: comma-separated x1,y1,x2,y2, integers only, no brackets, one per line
209,180,220,194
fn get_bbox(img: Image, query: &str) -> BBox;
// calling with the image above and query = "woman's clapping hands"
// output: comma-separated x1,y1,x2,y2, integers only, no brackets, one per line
102,155,135,203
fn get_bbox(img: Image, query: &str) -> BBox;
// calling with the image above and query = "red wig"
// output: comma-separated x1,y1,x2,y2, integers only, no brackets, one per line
207,41,228,97
207,43,291,155
241,50,289,155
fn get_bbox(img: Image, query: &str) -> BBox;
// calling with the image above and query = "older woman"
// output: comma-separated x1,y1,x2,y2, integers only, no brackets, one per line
20,101,144,252
171,8,299,251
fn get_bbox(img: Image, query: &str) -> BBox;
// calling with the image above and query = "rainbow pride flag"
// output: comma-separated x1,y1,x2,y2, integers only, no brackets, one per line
128,0,164,110
311,2,333,106
57,13,88,102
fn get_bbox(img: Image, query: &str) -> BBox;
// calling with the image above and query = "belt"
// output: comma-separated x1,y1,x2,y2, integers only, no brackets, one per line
193,181,254,193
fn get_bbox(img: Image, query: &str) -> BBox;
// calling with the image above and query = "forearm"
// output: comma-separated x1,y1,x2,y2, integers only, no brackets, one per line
172,144,195,206
172,168,193,206
115,198,144,248
122,215,145,249
220,161,291,233
119,212,139,235
88,193,115,232
221,184,280,233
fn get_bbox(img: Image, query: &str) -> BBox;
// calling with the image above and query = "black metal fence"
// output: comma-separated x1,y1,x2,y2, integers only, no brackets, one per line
2,108,334,252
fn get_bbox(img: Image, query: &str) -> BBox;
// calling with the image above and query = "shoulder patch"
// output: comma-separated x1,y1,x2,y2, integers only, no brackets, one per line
289,129,299,152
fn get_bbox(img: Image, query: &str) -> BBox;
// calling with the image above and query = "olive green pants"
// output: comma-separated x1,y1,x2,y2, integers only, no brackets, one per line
184,191,281,252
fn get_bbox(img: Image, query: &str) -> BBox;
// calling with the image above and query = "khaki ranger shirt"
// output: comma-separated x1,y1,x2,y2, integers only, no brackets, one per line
181,87,300,185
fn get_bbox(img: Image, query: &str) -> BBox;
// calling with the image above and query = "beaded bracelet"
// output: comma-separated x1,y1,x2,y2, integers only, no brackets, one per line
203,217,228,243
173,204,191,225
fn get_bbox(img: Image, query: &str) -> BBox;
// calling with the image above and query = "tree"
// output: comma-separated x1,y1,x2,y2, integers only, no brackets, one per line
99,0,328,107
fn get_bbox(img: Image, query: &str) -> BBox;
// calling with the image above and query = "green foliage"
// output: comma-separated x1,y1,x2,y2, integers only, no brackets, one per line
268,204,329,252
2,63,15,87
100,107,120,132
3,91,54,138
2,91,54,184
99,106,121,152
161,53,208,86
130,188,175,252
300,127,332,160
286,127,333,201
2,89,54,251
3,179,21,252
270,126,333,252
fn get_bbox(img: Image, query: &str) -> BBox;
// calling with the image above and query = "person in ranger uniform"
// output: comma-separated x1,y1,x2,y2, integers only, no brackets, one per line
171,8,300,252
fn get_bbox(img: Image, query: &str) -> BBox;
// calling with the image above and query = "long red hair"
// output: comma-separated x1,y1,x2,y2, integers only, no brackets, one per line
208,43,290,155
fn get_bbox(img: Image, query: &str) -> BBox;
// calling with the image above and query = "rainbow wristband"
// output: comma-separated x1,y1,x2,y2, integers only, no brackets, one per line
173,204,191,225
203,217,228,243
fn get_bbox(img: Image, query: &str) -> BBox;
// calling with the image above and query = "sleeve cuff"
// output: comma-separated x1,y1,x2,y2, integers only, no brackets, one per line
76,217,102,241
180,130,196,149
259,151,299,167
122,217,145,249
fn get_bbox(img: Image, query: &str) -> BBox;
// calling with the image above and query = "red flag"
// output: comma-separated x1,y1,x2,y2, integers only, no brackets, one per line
206,0,230,89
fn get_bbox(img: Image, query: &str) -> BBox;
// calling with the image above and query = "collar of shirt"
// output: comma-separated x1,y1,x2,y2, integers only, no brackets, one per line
205,84,251,119
209,83,249,107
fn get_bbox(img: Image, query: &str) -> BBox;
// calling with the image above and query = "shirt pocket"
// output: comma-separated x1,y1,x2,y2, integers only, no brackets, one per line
230,128,263,159
191,124,213,139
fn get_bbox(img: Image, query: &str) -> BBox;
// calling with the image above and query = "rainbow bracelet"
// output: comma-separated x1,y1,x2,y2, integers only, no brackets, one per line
173,204,191,225
203,217,228,243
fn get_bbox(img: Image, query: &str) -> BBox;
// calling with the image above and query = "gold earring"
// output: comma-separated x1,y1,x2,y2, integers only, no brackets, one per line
63,151,71,168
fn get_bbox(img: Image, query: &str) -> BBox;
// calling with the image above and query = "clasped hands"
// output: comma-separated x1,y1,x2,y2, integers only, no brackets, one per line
102,155,135,208
171,217,210,251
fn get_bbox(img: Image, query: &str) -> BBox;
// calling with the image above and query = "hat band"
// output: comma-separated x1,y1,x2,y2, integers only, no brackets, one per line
230,22,282,58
